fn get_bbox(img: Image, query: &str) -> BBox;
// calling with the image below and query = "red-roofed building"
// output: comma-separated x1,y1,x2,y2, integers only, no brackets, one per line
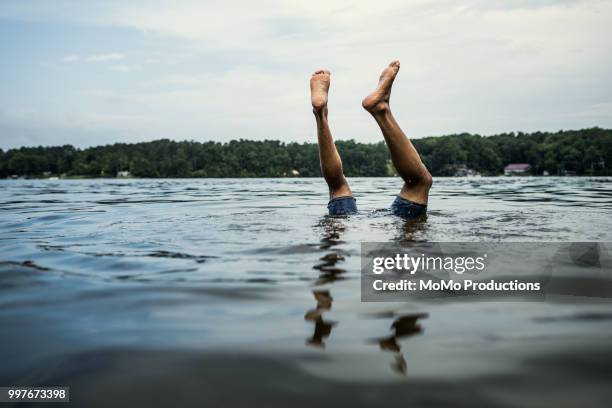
504,163,531,175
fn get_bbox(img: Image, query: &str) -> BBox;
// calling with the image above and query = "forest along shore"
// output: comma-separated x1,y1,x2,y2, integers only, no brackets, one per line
1,128,610,178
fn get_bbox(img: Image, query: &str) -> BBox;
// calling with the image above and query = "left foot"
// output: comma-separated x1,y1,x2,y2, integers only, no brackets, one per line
310,70,331,112
362,60,400,113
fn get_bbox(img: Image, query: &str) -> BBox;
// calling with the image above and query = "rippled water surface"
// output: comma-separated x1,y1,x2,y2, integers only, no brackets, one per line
1,177,611,407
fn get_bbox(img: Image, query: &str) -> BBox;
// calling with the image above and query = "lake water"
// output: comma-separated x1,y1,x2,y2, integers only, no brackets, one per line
1,177,612,407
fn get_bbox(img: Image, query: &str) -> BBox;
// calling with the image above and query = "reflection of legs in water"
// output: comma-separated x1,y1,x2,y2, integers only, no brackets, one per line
368,313,428,375
395,217,429,242
306,317,336,348
304,290,336,348
304,290,333,320
363,61,433,217
310,70,357,215
314,217,347,284
313,254,346,285
391,354,407,375
305,217,348,348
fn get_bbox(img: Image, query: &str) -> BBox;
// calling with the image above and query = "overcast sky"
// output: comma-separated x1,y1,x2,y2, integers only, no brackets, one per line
1,0,611,149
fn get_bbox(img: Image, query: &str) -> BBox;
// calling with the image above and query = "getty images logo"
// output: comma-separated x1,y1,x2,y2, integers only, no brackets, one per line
372,253,488,275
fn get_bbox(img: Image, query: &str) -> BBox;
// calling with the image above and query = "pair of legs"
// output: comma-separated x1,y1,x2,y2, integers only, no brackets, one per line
310,60,433,216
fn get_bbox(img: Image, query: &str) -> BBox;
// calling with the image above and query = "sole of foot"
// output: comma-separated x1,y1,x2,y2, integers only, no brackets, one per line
310,70,331,112
362,60,400,114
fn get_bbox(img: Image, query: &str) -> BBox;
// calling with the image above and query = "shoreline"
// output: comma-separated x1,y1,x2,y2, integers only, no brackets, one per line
3,175,611,180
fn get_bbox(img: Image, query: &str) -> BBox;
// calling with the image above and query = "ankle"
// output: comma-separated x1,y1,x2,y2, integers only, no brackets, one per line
313,106,328,118
369,103,391,118
363,100,390,115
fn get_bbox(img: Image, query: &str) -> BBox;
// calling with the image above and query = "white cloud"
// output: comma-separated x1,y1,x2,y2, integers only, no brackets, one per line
1,0,611,148
62,54,80,62
87,53,124,62
110,64,142,72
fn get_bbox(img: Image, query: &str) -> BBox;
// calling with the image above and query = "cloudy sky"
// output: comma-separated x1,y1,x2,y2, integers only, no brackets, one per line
1,0,611,149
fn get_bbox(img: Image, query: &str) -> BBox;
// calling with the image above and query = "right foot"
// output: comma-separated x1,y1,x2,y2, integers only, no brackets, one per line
310,70,330,112
362,60,400,113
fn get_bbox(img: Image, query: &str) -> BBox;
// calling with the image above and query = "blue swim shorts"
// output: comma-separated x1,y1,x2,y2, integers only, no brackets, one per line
327,196,358,216
390,196,427,218
327,195,427,219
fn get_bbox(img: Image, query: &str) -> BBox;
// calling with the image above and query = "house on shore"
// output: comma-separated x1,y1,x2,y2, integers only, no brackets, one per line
504,163,531,176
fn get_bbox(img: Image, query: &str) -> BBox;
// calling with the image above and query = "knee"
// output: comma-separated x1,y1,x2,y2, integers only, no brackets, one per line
410,170,432,190
421,171,433,189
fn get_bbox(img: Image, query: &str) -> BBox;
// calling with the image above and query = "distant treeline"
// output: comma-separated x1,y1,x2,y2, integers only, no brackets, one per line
1,128,610,178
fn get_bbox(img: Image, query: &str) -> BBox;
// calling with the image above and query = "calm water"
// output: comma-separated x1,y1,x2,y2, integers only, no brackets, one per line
1,177,612,407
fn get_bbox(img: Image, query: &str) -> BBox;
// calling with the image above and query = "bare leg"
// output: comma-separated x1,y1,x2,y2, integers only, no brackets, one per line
310,70,352,199
362,61,432,204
